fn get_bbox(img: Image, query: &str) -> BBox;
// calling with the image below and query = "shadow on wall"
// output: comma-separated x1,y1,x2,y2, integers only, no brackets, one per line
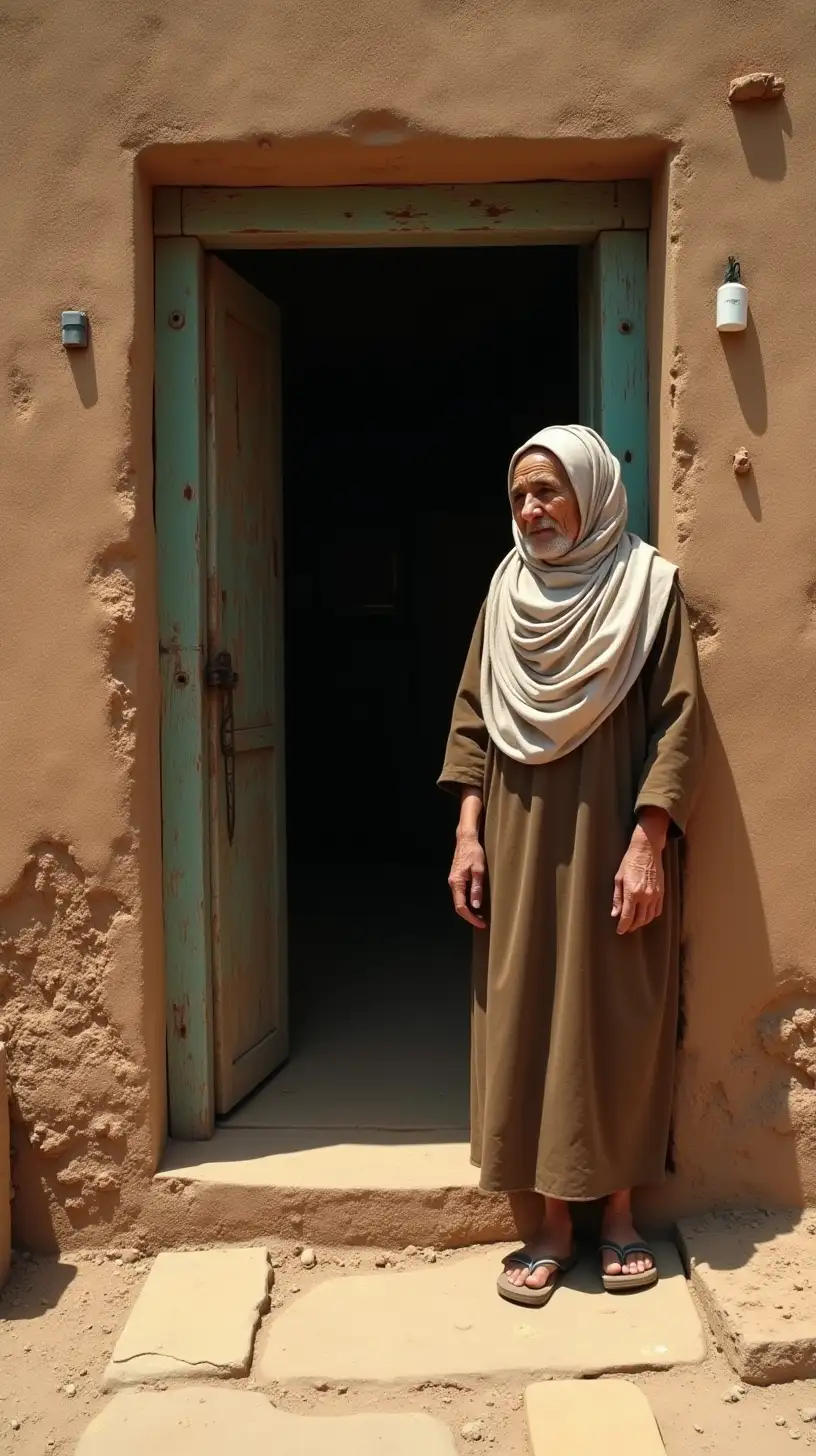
732,99,793,182
730,445,763,524
720,310,767,443
65,319,99,410
652,699,805,1247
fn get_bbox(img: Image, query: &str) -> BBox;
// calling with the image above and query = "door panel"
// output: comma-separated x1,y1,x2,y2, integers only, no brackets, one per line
205,256,288,1114
579,231,649,541
156,236,215,1140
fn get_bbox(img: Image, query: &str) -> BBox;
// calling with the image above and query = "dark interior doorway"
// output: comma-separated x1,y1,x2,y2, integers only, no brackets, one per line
218,245,579,1136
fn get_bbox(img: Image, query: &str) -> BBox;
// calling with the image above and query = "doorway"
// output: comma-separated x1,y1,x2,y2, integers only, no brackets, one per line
154,181,650,1141
217,246,579,1138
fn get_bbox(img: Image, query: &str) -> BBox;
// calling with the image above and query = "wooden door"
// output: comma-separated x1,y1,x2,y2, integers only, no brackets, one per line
579,231,649,540
205,257,288,1114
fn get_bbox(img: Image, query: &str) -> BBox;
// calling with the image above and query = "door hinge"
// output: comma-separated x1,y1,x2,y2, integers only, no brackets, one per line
205,650,239,691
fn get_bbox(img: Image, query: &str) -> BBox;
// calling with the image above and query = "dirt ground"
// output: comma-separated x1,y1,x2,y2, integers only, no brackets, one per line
2,1242,816,1454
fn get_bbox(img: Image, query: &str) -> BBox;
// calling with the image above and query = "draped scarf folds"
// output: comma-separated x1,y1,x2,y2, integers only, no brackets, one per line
481,425,677,764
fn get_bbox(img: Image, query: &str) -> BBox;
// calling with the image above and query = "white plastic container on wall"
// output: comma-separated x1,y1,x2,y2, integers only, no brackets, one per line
717,257,748,332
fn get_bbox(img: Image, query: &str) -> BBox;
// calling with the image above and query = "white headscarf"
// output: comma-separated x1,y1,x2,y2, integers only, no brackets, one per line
481,425,677,764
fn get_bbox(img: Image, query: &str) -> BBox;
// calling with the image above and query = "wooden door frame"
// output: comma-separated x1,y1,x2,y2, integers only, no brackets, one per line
154,180,650,1139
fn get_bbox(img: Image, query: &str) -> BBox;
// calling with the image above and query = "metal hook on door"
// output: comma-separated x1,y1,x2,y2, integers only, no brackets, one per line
205,649,239,845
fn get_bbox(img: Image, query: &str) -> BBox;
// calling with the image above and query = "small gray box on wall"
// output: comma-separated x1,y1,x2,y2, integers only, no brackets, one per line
61,310,88,348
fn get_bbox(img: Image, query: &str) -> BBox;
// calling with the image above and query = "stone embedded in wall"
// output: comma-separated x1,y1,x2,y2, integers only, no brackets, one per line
91,1113,126,1142
29,1122,77,1159
0,842,149,1233
758,999,816,1084
728,72,786,104
756,994,816,1144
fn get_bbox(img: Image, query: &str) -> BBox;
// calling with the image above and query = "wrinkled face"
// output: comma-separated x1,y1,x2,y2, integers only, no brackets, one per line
510,449,581,561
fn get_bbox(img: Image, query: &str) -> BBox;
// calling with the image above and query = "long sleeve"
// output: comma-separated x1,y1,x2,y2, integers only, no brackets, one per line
635,581,705,835
438,603,489,796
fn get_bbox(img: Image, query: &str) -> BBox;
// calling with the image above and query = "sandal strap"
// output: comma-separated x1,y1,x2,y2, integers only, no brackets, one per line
599,1242,654,1261
506,1252,571,1274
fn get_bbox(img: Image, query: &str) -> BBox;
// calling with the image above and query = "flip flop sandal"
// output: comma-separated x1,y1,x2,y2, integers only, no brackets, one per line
496,1249,578,1308
599,1242,659,1292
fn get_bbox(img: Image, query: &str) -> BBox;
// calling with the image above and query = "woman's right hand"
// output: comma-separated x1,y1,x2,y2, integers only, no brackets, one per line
448,830,487,929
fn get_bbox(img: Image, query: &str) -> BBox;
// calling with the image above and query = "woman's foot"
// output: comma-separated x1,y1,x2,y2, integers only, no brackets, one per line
504,1197,574,1290
600,1188,654,1278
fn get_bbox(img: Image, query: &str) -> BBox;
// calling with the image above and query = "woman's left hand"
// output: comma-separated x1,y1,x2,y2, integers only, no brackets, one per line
612,811,669,934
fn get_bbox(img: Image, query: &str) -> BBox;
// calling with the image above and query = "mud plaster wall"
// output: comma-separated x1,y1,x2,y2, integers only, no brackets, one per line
1,0,816,1250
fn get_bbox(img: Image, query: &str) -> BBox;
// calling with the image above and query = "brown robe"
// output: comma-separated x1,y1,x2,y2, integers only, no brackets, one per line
439,581,703,1200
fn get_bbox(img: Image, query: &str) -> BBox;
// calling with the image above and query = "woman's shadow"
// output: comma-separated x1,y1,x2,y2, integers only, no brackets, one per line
650,693,804,1263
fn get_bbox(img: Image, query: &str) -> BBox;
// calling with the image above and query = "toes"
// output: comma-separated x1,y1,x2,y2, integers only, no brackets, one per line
621,1254,653,1275
526,1264,554,1290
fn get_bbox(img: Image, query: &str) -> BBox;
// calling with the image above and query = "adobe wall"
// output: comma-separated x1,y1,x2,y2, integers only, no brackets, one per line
1,0,815,1248
0,1046,10,1284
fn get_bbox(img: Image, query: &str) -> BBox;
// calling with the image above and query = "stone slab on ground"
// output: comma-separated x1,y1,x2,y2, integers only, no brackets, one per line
102,1247,270,1390
76,1388,458,1454
678,1208,816,1385
525,1378,665,1454
259,1240,705,1385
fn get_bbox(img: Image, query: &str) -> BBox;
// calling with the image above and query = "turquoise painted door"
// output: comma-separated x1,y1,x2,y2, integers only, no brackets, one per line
579,231,649,540
205,257,289,1114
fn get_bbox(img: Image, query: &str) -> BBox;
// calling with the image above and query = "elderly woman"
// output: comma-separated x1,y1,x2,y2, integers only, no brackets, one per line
440,425,703,1308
